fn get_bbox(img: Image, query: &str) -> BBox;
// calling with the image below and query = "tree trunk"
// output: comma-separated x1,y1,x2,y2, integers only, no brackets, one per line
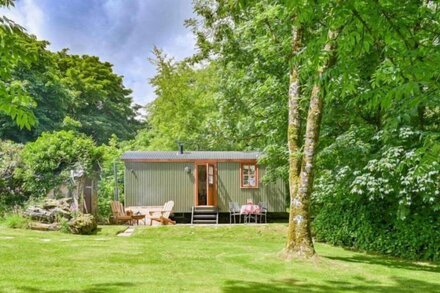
285,29,339,259
286,23,304,254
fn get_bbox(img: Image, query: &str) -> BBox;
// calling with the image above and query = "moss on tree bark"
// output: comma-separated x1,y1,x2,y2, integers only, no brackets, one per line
285,29,339,259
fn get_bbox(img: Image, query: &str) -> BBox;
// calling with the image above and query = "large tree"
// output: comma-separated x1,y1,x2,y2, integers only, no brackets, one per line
285,2,342,258
286,28,340,257
190,0,333,257
0,0,38,129
146,48,219,150
189,0,293,179
285,0,440,257
55,51,142,144
1,1,142,144
190,0,440,260
0,36,70,142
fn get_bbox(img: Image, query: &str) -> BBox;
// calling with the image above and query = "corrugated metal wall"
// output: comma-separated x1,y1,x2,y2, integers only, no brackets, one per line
217,162,287,212
124,162,194,212
124,161,287,212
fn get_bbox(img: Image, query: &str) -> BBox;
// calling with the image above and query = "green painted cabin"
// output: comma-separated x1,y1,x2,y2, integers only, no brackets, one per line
121,151,287,213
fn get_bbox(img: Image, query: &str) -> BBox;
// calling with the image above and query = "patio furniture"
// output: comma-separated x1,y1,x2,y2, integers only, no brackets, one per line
110,201,133,224
258,202,268,223
240,203,260,223
131,213,146,225
147,200,176,226
229,202,241,224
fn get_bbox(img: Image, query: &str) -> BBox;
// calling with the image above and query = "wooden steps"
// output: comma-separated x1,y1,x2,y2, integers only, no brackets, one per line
191,206,218,224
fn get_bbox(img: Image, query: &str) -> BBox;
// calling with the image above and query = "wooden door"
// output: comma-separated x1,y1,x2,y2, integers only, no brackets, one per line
83,178,93,214
195,163,207,206
194,162,217,207
206,163,217,206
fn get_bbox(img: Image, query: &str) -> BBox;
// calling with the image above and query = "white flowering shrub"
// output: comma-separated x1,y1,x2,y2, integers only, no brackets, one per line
351,146,439,218
313,126,440,261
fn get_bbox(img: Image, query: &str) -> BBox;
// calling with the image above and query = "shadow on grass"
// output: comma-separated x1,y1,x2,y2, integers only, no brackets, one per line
325,254,440,273
15,282,139,293
222,277,440,293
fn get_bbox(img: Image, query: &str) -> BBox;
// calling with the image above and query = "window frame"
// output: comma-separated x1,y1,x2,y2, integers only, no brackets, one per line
240,163,259,189
208,165,214,185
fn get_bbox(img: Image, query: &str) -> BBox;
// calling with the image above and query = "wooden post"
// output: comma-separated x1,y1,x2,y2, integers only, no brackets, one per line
114,161,119,201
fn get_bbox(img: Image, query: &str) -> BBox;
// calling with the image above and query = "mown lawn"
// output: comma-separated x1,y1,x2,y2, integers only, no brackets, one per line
0,224,439,293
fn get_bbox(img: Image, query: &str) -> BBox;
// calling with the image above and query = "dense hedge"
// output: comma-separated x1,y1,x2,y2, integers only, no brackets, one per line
313,196,440,261
312,127,440,262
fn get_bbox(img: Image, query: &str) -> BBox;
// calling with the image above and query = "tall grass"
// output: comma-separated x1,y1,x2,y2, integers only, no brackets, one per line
2,213,29,229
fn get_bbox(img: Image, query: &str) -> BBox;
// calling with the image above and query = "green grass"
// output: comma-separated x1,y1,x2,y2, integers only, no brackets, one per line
0,224,439,293
2,214,29,229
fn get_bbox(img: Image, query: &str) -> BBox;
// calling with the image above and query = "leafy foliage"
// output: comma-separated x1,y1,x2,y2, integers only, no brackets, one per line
56,51,142,144
186,0,440,260
0,140,25,213
313,126,440,261
15,131,101,197
1,5,141,144
0,21,38,129
147,49,219,150
189,0,292,158
96,135,126,220
0,36,70,142
0,0,439,261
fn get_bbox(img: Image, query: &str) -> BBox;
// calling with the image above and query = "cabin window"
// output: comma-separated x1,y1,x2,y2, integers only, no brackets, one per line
240,163,258,188
208,165,214,185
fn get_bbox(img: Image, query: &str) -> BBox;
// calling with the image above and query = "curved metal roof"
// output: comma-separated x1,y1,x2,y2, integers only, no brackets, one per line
121,151,261,161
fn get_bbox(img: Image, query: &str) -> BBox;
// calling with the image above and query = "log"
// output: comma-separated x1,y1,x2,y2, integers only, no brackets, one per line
50,207,72,220
25,207,53,223
29,222,59,231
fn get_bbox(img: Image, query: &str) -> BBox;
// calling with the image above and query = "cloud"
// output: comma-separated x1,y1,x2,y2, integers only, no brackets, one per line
1,0,45,37
0,0,197,106
162,31,196,61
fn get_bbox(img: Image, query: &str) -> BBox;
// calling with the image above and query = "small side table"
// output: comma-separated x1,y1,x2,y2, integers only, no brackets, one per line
131,214,146,225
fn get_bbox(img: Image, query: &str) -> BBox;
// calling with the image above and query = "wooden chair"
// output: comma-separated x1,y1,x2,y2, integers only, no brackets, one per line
147,200,175,226
110,201,133,224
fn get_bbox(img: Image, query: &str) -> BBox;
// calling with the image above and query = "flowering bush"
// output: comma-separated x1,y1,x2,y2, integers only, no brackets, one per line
351,146,439,218
312,126,440,261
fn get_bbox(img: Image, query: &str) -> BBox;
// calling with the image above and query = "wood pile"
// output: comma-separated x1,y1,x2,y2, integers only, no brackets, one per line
24,198,72,224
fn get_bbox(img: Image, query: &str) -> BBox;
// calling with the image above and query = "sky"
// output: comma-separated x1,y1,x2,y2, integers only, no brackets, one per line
1,0,197,106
